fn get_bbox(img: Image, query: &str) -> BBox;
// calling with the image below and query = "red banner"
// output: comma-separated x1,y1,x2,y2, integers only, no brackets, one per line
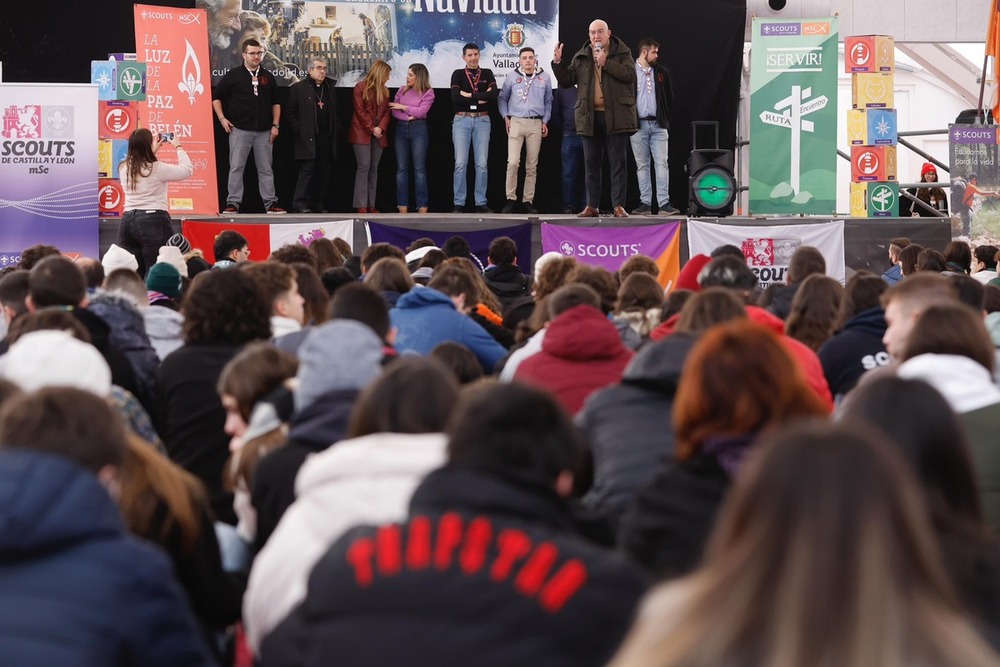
134,5,218,215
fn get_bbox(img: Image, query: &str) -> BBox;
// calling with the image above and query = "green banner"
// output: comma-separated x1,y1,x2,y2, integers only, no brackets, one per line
749,17,839,215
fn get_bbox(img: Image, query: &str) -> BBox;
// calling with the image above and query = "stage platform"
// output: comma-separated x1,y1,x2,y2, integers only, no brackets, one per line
98,213,951,277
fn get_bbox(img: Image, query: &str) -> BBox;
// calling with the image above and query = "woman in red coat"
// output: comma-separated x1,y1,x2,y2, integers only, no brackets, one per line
349,60,391,213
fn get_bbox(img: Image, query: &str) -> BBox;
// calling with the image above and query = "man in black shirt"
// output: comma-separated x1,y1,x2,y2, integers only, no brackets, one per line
212,38,286,214
450,43,498,214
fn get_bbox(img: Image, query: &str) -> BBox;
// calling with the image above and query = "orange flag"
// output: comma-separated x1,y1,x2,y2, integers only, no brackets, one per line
987,0,1000,120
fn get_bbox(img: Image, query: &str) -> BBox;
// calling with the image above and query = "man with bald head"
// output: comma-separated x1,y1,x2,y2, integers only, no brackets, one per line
552,20,637,218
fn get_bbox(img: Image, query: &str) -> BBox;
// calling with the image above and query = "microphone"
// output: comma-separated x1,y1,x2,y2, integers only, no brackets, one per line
594,43,603,54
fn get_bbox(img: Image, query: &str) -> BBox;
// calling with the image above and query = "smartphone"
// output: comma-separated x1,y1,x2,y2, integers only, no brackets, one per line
160,132,175,141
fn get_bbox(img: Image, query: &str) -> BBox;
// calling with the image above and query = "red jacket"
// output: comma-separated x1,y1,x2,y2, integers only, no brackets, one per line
348,82,390,147
514,305,634,414
650,305,833,412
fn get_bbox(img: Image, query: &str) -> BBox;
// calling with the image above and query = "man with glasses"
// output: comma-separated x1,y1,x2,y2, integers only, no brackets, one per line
287,57,338,213
213,230,251,269
630,38,678,216
212,38,286,214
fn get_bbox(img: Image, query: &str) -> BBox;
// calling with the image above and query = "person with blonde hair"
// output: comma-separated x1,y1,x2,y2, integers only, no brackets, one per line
349,60,391,213
610,421,1000,667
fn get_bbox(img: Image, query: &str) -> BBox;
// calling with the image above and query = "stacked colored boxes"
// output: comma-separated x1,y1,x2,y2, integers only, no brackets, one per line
846,35,898,218
91,56,145,218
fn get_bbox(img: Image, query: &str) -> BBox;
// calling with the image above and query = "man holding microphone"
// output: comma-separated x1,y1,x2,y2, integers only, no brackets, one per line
551,19,637,218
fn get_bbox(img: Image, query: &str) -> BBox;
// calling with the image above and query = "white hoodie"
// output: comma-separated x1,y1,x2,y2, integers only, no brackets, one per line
897,353,1000,413
243,431,447,653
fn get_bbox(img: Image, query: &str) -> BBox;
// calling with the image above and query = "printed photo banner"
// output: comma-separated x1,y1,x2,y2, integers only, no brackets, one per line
135,5,219,216
206,0,559,88
949,124,1000,238
0,83,99,261
749,17,839,215
688,219,845,288
539,223,682,290
181,218,353,263
366,221,531,272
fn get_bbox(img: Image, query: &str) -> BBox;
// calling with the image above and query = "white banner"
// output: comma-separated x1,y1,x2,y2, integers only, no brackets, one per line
267,219,354,252
0,83,99,261
688,219,845,288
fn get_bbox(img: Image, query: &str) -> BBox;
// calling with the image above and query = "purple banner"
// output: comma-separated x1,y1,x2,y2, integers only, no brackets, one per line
366,221,532,273
540,222,682,286
0,83,100,259
950,126,999,145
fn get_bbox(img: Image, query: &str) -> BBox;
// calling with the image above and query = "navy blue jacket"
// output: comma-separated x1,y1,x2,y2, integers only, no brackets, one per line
817,306,890,400
550,86,578,136
0,450,213,666
391,287,506,373
251,388,360,552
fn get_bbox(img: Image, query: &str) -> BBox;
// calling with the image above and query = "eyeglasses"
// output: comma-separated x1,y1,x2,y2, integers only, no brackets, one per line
245,51,264,57
240,247,251,256
312,65,328,70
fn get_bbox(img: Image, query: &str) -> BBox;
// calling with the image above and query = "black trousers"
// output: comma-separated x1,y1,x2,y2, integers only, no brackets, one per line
293,137,334,212
581,111,628,209
117,210,173,277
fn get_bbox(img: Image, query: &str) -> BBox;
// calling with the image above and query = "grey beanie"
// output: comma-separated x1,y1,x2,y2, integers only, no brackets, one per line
167,233,192,255
294,320,384,412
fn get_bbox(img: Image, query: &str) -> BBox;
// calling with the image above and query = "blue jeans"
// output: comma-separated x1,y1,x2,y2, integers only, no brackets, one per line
561,133,585,212
227,128,277,207
629,120,670,208
395,119,429,209
452,114,490,207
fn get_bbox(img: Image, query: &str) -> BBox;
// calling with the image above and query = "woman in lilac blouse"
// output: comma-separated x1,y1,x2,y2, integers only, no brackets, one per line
389,63,435,213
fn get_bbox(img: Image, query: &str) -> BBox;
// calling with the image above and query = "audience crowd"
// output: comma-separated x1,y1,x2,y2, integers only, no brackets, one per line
2,231,1000,667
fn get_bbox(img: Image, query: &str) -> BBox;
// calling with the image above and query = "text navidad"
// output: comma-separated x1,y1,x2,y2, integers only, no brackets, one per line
412,0,537,13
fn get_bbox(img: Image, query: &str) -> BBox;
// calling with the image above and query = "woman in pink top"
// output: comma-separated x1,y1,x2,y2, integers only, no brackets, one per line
389,64,434,213
116,128,194,277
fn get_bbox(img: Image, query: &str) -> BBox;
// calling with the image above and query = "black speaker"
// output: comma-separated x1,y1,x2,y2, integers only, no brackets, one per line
687,121,736,217
688,149,736,217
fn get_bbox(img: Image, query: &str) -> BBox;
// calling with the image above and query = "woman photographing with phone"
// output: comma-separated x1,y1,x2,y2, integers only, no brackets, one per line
117,128,194,276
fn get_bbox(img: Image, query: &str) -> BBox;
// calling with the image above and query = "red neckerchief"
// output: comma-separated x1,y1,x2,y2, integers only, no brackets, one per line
465,67,482,91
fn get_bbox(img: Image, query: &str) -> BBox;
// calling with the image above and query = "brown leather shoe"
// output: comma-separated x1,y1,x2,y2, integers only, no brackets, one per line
577,206,600,218
613,206,629,218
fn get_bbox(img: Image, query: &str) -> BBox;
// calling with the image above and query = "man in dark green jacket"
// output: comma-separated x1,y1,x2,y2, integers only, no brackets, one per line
552,20,637,219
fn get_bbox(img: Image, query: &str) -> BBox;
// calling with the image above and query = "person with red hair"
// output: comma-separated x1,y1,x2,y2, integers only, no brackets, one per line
619,319,829,579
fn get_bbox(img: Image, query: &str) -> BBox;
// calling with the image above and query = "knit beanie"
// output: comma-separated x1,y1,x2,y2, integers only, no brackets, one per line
243,386,296,443
146,262,183,298
156,245,189,278
167,233,192,255
533,251,563,278
921,162,937,177
0,330,112,396
405,245,438,265
102,244,138,274
294,320,384,412
675,254,712,292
